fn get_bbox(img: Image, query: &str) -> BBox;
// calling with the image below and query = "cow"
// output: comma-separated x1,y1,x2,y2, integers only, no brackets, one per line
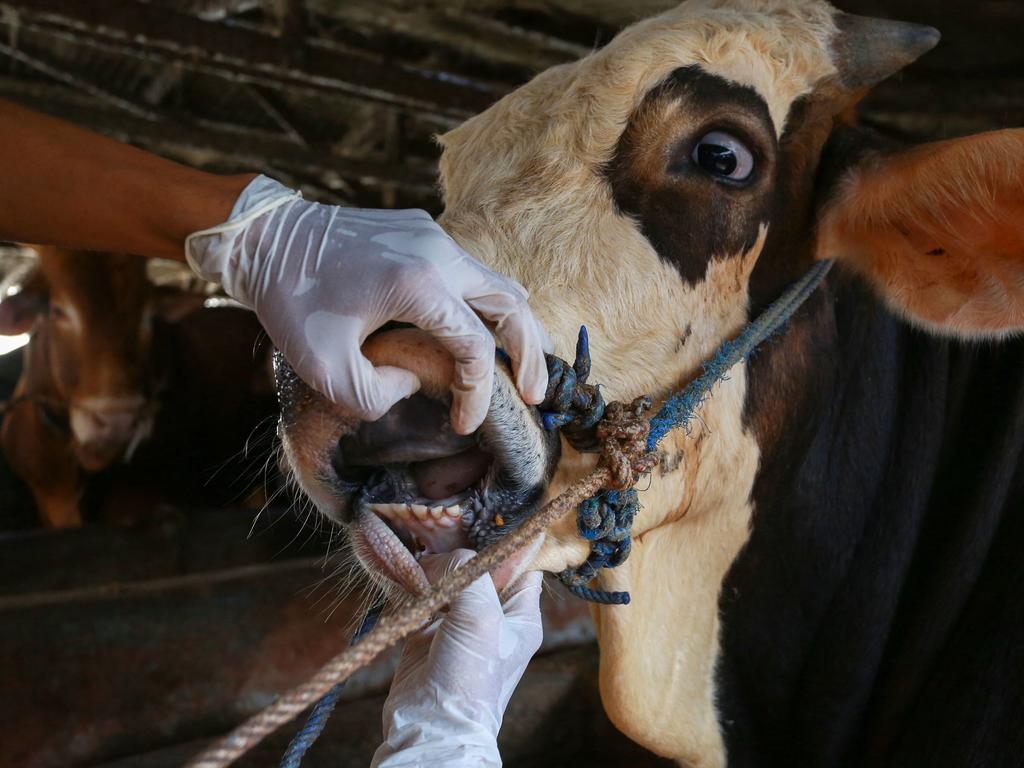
274,1,1024,765
0,247,278,528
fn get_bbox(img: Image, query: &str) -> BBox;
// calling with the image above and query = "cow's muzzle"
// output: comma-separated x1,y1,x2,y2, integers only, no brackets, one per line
275,327,560,593
69,396,152,471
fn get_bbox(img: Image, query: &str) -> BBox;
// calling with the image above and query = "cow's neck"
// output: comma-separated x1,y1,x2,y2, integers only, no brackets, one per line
583,268,837,767
581,316,768,767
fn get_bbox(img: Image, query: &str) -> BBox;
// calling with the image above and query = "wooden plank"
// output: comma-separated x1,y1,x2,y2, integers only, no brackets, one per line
0,560,385,768
0,505,326,596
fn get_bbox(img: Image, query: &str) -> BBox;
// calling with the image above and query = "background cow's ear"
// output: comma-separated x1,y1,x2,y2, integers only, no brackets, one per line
0,268,48,336
817,129,1024,338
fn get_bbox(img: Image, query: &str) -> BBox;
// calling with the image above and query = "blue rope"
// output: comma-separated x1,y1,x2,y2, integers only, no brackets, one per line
568,584,630,604
539,326,605,451
550,260,833,603
646,260,833,452
279,600,385,767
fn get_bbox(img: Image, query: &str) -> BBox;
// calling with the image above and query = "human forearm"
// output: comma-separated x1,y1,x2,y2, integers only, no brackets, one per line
0,99,254,260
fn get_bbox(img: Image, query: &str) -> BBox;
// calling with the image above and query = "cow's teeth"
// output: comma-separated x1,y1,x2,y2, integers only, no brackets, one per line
369,502,395,518
368,501,470,532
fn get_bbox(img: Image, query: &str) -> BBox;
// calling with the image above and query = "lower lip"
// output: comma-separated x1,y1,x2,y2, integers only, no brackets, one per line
350,506,545,596
350,510,429,594
366,501,469,553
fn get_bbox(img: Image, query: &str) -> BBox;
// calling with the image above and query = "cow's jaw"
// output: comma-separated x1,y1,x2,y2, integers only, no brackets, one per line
592,369,759,768
513,259,761,767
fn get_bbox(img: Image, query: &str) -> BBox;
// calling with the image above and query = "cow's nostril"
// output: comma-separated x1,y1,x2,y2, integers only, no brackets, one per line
70,404,143,444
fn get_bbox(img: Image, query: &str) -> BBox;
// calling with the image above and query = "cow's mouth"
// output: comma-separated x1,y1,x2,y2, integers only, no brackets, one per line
343,392,549,594
276,327,559,595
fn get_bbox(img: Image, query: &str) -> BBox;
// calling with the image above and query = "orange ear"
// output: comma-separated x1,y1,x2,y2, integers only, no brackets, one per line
818,129,1024,337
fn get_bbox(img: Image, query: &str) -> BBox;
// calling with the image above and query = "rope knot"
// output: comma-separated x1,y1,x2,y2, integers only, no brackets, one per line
558,392,656,603
596,396,657,490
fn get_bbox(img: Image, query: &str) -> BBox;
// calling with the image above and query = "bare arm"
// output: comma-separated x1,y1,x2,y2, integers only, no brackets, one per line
0,99,255,261
0,100,549,429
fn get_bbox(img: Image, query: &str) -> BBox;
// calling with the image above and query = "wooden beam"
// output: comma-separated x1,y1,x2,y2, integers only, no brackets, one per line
0,78,440,200
0,559,384,768
153,0,264,23
0,0,505,120
0,506,323,597
309,0,587,76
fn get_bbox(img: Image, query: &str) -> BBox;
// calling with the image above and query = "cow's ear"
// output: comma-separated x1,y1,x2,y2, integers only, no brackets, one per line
818,129,1024,337
0,268,48,335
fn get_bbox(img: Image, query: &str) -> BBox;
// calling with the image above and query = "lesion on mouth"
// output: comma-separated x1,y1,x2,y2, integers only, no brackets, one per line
337,392,546,593
352,445,535,557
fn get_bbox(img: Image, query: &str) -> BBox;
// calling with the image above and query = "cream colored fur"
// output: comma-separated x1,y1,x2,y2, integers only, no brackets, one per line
437,1,839,764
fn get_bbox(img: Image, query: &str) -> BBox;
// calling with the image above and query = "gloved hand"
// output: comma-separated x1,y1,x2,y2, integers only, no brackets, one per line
371,549,544,768
184,175,548,433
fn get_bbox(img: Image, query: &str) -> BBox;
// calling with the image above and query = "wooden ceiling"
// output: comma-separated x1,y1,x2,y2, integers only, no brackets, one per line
0,0,1020,212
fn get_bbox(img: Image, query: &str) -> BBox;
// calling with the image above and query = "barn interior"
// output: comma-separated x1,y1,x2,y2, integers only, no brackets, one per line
0,1,1020,766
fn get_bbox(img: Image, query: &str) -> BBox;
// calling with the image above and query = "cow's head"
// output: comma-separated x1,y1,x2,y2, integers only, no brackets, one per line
278,1,1024,762
0,248,202,473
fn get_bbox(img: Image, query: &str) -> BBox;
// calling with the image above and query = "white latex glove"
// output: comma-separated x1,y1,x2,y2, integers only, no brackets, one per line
185,175,548,433
371,549,544,768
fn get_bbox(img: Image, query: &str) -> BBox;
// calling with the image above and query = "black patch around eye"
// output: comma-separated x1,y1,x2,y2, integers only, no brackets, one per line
604,66,777,287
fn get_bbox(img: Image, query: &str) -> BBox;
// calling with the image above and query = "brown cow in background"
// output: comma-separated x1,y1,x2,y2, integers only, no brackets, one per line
0,247,279,527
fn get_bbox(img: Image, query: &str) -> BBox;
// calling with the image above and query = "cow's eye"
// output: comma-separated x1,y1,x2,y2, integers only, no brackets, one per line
50,304,68,321
691,131,754,183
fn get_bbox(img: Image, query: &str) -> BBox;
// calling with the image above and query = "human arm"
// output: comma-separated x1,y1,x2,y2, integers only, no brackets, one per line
0,100,548,430
0,98,252,260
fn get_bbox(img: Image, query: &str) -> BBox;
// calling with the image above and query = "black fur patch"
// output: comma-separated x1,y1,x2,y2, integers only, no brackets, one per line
605,66,778,286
